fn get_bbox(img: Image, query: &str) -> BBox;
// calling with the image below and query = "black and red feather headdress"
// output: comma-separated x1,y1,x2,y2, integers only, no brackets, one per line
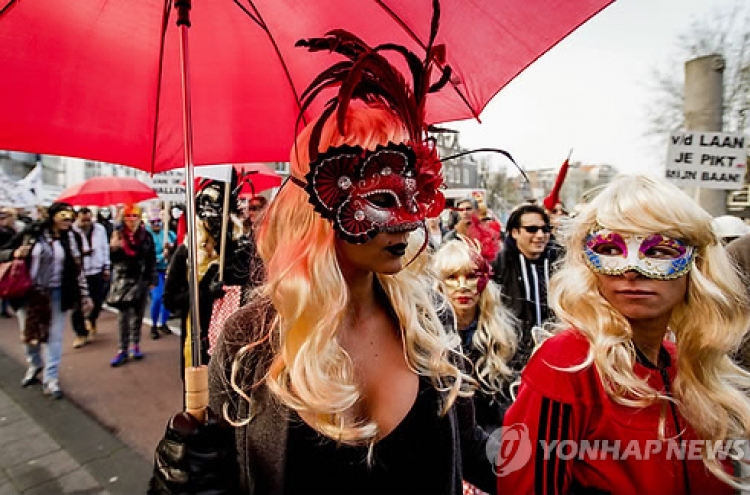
291,0,449,244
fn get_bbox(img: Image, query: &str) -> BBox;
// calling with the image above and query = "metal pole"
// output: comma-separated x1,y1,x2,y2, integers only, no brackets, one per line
176,0,208,423
218,179,231,281
176,1,202,370
163,200,171,246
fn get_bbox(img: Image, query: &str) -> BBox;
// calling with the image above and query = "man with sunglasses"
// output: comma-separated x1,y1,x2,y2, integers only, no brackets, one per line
492,203,561,375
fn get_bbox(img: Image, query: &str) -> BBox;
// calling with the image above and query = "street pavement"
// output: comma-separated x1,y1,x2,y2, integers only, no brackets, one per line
0,308,184,494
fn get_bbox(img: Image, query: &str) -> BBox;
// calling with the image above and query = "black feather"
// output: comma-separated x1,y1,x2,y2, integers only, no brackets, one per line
296,1,447,153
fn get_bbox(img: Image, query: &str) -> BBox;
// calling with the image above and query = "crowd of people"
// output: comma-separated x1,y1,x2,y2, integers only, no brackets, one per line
3,10,750,495
0,189,267,398
146,11,750,495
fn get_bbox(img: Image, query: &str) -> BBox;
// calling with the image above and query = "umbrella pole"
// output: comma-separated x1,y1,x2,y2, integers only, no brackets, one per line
176,0,208,423
218,180,231,282
163,200,171,247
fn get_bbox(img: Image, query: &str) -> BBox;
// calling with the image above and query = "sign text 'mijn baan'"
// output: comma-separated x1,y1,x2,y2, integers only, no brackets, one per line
665,132,747,189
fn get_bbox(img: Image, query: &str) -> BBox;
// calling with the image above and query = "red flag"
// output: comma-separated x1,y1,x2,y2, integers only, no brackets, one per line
543,153,572,211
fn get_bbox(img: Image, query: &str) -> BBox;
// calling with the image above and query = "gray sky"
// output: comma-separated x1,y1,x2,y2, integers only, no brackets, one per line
447,0,746,176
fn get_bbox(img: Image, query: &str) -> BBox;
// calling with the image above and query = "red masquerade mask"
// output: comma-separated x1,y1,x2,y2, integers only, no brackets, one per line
299,141,445,244
472,250,493,293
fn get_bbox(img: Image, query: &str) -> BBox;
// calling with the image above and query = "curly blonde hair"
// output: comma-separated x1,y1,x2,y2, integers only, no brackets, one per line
550,174,750,488
230,104,468,445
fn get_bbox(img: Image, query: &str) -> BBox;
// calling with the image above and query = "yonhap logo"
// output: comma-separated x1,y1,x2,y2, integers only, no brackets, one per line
487,423,533,476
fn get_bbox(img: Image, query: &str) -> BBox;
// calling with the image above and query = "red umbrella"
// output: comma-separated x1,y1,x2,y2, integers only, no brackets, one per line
0,0,614,420
236,163,283,196
0,1,614,174
57,176,158,206
191,163,282,193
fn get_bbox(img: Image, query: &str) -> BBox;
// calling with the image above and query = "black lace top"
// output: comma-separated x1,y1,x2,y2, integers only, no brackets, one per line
283,376,455,495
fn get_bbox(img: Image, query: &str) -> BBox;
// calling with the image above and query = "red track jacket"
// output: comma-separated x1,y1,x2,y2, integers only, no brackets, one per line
496,329,738,495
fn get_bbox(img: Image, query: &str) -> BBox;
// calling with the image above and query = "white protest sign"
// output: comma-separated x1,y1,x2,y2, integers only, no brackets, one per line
148,170,186,202
665,131,747,189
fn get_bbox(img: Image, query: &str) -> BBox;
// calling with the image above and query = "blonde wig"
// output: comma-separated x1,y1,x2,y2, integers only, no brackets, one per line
231,104,468,445
433,240,517,396
550,174,750,488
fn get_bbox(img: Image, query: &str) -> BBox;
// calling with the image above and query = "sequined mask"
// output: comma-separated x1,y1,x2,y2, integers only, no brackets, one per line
584,228,696,280
300,141,445,244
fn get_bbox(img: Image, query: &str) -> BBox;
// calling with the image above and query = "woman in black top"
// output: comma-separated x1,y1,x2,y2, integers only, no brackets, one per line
433,239,518,433
149,11,496,494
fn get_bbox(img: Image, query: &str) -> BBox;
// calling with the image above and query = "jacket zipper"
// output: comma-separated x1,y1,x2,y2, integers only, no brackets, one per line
660,368,692,495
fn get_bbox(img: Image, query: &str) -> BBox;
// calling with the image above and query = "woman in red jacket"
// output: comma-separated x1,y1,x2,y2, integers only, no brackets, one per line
497,174,750,494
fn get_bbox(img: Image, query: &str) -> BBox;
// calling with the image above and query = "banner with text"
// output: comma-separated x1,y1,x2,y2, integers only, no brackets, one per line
665,131,747,189
148,170,185,202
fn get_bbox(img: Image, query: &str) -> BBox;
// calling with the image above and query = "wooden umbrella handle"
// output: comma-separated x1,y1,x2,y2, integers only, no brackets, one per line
184,365,209,423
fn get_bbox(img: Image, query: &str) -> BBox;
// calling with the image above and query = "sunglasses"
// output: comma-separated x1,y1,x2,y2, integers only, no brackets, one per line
454,206,473,212
124,214,140,219
54,211,74,221
520,225,552,234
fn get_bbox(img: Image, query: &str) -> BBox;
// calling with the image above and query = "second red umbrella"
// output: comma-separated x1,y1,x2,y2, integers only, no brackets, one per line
57,176,158,207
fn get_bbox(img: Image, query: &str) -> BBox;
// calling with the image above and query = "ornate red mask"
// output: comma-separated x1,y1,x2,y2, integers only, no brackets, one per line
298,141,445,244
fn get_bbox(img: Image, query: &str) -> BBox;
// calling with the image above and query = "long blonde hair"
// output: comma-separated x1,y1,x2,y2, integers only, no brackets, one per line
433,240,517,396
550,174,750,488
233,104,467,444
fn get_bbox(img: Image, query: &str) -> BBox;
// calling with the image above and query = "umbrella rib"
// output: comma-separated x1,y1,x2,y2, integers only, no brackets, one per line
372,0,480,122
150,0,174,173
233,0,307,126
0,0,19,17
231,0,265,29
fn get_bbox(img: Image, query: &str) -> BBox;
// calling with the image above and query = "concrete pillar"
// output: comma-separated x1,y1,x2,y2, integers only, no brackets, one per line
684,54,726,216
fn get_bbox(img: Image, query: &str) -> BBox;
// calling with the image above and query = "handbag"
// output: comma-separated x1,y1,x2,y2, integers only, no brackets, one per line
106,276,145,309
23,287,51,344
0,258,32,300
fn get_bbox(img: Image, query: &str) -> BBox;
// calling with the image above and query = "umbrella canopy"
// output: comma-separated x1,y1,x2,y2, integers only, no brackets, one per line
237,163,282,195
0,0,614,174
57,176,158,206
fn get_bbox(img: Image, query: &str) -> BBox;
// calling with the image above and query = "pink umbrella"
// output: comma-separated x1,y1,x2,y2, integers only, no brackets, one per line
57,176,158,206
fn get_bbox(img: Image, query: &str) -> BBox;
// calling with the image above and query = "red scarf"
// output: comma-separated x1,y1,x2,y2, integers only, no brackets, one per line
121,225,144,257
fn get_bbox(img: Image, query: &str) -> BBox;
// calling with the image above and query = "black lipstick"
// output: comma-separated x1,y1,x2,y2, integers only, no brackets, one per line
385,242,408,257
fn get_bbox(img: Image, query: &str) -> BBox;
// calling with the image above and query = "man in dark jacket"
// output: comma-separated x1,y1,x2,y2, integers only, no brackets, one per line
492,203,560,372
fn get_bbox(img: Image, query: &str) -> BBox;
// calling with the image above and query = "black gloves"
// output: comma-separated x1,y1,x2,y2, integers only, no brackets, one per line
148,408,239,495
198,265,225,298
208,281,225,299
